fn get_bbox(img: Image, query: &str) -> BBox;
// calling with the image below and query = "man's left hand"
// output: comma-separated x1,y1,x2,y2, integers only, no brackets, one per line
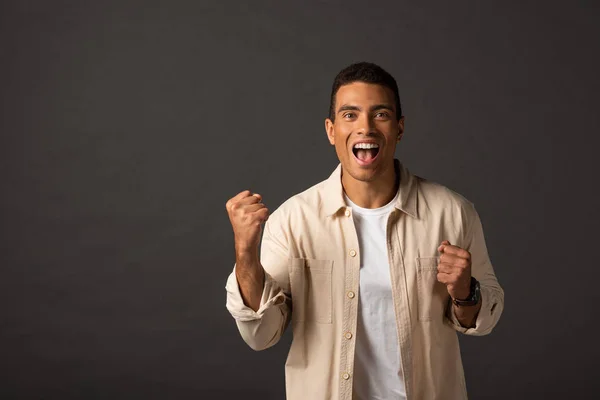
436,240,472,300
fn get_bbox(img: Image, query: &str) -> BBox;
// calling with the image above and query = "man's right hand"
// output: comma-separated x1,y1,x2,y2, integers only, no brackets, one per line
225,190,270,256
226,190,270,311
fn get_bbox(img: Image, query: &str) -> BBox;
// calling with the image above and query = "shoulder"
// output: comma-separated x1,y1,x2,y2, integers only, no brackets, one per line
414,176,481,246
419,177,474,209
416,176,479,227
267,177,329,225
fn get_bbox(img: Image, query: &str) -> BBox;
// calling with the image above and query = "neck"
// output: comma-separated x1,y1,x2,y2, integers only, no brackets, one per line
342,161,399,209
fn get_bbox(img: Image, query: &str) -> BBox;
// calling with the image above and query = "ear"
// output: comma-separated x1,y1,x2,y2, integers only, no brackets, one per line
325,118,335,145
397,116,405,142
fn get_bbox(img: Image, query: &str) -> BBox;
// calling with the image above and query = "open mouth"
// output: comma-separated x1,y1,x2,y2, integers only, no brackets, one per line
352,143,380,165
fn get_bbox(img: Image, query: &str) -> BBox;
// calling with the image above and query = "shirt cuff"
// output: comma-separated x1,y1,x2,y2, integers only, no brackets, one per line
446,285,498,335
225,264,286,322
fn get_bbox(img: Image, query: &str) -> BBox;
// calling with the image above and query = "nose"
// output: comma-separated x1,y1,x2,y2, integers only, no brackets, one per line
356,113,376,135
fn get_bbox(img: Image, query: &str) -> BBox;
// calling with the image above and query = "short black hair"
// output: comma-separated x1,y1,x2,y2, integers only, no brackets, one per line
328,62,402,122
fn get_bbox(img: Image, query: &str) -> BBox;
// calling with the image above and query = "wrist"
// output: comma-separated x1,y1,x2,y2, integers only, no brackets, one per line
235,240,258,256
235,247,259,267
452,277,480,307
453,285,471,301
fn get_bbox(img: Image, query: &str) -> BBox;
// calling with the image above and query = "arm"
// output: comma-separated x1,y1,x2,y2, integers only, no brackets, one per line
225,208,292,351
446,206,504,335
451,294,482,329
234,249,265,312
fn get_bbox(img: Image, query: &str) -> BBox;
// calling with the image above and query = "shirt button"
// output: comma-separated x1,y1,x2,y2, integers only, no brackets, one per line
347,291,355,299
349,249,357,257
344,332,353,340
344,209,351,217
342,372,350,380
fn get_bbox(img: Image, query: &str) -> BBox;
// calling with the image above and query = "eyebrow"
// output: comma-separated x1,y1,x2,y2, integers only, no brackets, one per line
337,103,394,114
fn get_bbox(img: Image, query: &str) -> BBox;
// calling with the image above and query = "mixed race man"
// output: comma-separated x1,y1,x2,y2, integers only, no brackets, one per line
225,62,504,400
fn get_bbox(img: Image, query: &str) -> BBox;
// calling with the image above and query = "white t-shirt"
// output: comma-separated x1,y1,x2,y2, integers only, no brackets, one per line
344,190,406,400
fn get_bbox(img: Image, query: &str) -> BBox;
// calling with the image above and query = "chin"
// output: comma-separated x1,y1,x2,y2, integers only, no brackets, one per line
346,165,379,182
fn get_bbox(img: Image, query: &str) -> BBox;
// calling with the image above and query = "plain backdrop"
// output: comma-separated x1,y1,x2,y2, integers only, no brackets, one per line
1,0,599,399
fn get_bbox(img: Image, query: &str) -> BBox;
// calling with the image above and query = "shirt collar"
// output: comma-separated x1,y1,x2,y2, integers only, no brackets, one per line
323,158,419,219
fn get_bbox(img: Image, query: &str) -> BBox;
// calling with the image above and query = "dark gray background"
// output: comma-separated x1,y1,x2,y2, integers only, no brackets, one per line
1,0,598,399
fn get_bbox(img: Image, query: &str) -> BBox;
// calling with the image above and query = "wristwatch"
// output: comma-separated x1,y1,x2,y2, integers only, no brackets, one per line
452,277,480,307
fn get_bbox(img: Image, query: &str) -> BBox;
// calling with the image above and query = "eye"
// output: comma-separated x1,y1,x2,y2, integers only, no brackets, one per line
375,111,390,119
343,112,356,119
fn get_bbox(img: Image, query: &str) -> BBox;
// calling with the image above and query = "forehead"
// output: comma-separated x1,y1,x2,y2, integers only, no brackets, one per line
335,82,395,107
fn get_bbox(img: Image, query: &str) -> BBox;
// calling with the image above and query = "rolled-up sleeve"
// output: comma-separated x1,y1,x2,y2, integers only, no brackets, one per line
447,206,504,336
224,211,292,350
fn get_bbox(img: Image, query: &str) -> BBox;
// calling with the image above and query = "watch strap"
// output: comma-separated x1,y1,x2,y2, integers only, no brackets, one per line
452,277,480,307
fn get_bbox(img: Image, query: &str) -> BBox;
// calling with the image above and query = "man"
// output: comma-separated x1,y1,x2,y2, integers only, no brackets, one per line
225,62,504,400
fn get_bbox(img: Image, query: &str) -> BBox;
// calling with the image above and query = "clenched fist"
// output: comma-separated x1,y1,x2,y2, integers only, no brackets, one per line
225,190,270,254
436,240,472,300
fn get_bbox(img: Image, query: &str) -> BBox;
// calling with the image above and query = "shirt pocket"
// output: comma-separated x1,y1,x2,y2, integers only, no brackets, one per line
416,256,447,322
290,258,333,324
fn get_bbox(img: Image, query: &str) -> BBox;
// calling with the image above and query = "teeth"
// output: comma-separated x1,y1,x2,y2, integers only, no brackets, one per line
353,143,379,149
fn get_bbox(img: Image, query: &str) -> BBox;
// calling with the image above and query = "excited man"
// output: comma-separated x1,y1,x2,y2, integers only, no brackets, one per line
225,62,504,400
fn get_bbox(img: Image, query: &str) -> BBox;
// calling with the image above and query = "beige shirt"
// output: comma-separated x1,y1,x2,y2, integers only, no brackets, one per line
225,159,504,400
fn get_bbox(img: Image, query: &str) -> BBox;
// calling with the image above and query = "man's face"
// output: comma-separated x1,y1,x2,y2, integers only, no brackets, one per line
325,82,404,183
